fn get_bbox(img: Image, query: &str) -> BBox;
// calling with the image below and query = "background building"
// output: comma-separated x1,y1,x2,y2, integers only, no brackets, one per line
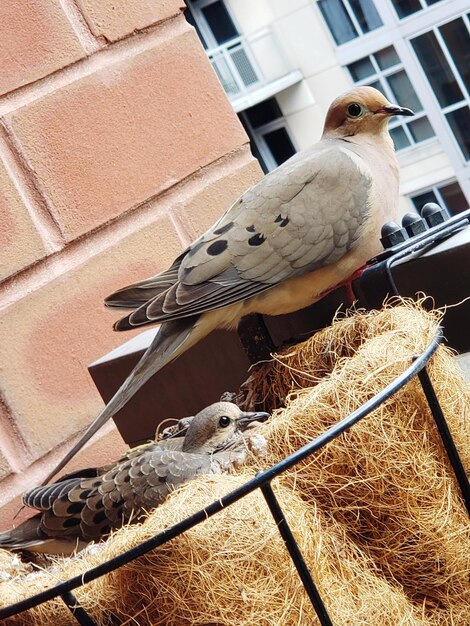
185,0,469,214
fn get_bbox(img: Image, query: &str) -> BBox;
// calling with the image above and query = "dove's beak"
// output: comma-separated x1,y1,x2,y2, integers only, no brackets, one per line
377,104,414,117
237,411,270,430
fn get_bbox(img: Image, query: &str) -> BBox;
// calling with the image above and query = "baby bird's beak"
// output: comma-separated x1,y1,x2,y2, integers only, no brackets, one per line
237,410,270,430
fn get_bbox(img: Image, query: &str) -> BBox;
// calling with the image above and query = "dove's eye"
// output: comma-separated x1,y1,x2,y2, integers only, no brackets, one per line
218,416,231,428
347,103,363,117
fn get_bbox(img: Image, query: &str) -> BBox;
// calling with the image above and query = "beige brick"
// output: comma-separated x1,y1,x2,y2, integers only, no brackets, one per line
0,450,12,482
0,494,23,533
0,0,85,96
173,153,262,242
77,0,184,42
0,158,46,281
0,153,257,460
0,212,182,458
65,425,128,473
8,21,247,241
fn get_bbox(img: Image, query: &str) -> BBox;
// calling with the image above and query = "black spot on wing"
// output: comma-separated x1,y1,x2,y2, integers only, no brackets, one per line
275,214,289,227
66,502,83,515
246,225,256,233
207,240,228,256
213,222,233,235
248,233,266,246
93,511,108,525
63,517,81,528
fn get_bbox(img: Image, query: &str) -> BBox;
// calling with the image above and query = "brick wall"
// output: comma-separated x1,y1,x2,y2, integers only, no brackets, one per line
0,0,262,529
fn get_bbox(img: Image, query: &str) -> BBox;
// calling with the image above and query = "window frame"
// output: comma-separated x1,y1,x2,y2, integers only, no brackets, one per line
389,0,443,22
239,105,297,173
324,0,470,203
185,0,242,50
317,0,385,46
409,179,468,214
408,13,470,161
346,46,435,152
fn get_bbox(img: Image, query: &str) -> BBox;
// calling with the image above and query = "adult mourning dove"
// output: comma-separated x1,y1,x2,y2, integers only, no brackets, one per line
0,403,269,555
46,86,413,483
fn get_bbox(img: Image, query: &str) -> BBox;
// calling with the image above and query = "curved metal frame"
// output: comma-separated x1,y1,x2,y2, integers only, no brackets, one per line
1,328,469,625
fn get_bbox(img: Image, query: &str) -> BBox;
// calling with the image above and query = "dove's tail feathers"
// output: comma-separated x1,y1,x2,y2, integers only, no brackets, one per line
43,316,202,485
0,516,81,554
0,516,43,550
104,255,185,310
113,310,146,331
104,279,176,310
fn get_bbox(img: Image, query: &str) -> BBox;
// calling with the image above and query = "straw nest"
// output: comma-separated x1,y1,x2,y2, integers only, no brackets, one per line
243,300,469,622
1,300,468,625
0,476,431,626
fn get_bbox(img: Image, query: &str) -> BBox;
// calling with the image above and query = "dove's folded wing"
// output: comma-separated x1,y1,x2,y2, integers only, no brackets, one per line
115,144,371,330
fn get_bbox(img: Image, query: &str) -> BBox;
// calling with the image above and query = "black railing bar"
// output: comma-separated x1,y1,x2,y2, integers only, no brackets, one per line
383,253,400,300
0,329,442,620
260,481,334,626
380,222,465,299
417,366,470,515
369,208,470,264
60,591,97,626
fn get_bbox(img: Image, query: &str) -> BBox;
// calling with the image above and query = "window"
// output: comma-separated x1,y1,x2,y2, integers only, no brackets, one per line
410,181,468,215
199,1,238,45
239,98,297,173
390,0,442,20
347,46,435,150
317,0,382,45
185,0,239,48
185,0,260,97
411,15,470,160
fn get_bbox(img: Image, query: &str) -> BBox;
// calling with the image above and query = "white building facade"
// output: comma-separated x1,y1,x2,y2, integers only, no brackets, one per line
185,0,470,215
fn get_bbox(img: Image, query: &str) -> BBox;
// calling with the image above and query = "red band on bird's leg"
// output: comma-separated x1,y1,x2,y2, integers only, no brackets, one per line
316,263,369,305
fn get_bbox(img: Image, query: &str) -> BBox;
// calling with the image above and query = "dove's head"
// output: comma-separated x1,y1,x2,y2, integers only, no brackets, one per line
182,402,269,454
322,86,414,140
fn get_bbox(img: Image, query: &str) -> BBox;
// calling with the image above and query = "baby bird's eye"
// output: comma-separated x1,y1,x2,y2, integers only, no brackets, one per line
218,415,231,428
347,103,363,117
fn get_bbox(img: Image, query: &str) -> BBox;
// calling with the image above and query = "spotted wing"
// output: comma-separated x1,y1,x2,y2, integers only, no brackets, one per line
114,143,371,329
22,445,214,541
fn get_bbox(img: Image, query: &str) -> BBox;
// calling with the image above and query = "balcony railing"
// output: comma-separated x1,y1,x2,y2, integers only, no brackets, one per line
207,27,302,112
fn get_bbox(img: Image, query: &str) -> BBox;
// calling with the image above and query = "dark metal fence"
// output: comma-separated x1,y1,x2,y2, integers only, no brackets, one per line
1,327,469,625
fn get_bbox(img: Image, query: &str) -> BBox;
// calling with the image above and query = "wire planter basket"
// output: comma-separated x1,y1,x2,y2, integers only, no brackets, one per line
0,327,469,626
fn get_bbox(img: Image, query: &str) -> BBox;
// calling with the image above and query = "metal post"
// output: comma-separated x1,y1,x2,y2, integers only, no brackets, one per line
417,366,470,516
238,313,275,363
261,482,334,626
61,591,97,626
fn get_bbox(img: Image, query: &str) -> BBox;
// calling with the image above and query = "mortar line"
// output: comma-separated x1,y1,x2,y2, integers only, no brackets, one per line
0,122,65,253
58,0,102,55
0,145,254,312
0,392,32,474
0,13,188,117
